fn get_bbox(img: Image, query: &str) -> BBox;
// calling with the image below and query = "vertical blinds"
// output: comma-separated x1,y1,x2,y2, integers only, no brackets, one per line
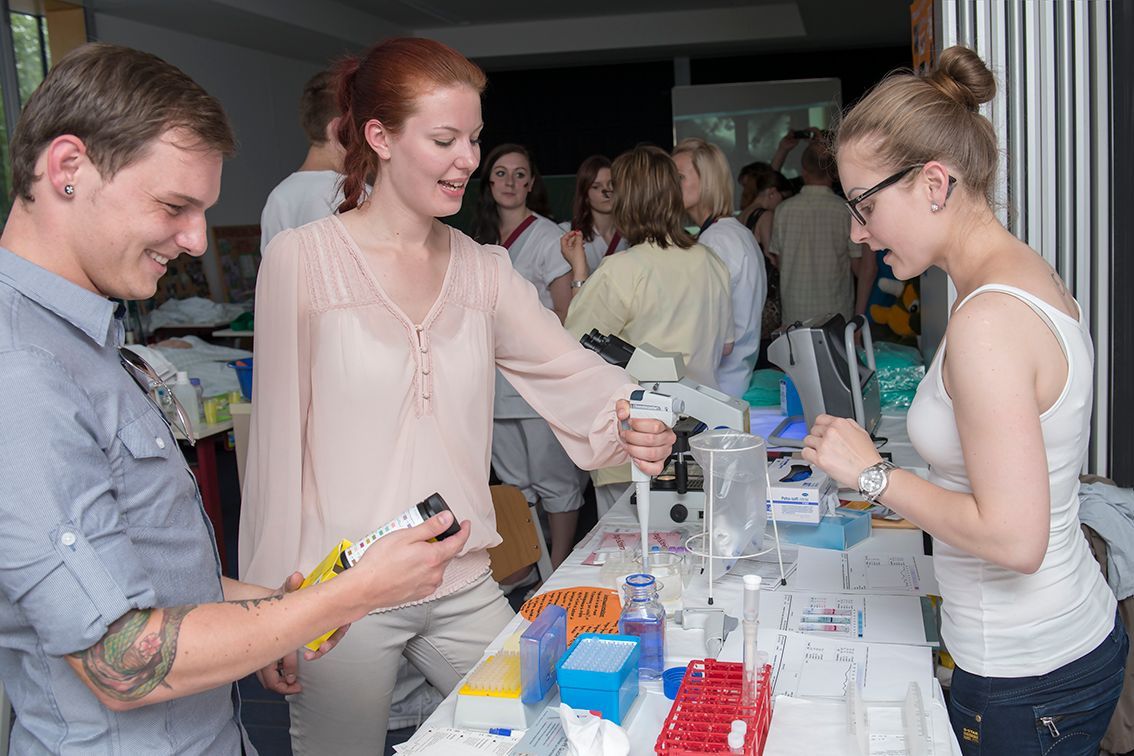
935,0,1112,475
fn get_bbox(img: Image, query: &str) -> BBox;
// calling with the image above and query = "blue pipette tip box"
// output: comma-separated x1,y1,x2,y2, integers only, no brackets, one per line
556,633,640,725
520,604,567,704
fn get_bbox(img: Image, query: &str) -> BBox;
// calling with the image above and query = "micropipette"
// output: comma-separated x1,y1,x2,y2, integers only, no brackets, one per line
626,389,682,573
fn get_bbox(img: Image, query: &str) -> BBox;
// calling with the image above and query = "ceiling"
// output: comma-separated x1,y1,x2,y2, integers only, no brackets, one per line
87,0,912,69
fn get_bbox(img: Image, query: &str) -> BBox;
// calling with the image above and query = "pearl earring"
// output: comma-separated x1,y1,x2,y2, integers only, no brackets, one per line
64,184,75,196
930,202,940,213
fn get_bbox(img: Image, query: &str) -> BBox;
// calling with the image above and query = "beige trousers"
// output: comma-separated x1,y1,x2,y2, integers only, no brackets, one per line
288,572,515,754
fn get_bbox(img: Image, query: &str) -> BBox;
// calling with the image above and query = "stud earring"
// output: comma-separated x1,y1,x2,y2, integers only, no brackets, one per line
64,184,75,196
930,202,940,213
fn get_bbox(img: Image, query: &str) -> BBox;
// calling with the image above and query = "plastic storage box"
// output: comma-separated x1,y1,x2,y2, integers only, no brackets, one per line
454,651,541,731
776,507,872,550
556,633,640,725
520,604,567,704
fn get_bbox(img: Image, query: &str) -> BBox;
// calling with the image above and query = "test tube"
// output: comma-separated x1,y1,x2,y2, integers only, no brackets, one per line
742,574,761,704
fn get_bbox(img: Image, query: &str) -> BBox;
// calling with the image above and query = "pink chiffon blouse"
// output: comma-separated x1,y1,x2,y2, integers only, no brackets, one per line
239,216,635,605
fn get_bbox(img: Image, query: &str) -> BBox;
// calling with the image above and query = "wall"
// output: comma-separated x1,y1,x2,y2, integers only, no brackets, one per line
934,1,1114,477
93,14,323,298
1112,0,1133,485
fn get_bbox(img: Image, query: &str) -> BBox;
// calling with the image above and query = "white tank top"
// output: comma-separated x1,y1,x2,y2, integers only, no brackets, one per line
906,284,1115,677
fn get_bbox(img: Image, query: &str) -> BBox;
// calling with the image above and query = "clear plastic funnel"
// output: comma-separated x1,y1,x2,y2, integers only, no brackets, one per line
689,430,768,575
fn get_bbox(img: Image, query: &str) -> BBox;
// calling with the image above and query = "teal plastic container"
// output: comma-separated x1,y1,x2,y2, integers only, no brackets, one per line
556,633,640,724
777,508,872,550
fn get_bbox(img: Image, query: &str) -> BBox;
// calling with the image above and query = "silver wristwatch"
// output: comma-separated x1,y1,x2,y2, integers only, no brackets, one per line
858,460,898,502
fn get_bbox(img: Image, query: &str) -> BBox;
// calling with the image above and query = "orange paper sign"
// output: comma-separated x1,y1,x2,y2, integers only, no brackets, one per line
520,586,622,643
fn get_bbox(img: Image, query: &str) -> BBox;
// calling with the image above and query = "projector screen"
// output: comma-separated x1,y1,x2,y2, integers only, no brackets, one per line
672,78,842,200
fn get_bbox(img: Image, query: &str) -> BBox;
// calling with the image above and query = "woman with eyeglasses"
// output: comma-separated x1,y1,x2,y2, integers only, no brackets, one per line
565,144,733,515
241,40,674,754
803,46,1124,753
558,154,627,286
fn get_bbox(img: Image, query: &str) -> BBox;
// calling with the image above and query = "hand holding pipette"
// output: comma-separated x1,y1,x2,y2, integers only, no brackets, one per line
620,390,681,572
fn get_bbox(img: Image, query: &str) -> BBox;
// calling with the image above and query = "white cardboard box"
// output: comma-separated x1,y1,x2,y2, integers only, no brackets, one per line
765,457,836,524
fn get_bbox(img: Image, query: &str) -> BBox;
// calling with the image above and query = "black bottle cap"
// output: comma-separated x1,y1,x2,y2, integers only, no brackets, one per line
420,493,461,541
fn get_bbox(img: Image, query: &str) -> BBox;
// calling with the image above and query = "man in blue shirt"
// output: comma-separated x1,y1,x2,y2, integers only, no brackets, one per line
0,43,470,755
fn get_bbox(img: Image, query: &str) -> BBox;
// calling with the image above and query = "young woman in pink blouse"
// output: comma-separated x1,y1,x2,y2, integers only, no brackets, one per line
239,38,675,754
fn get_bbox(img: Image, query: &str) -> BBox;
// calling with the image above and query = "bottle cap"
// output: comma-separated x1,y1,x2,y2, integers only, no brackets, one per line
190,378,202,386
731,718,748,733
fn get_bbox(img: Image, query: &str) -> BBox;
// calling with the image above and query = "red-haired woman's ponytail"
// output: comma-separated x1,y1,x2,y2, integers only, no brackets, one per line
333,55,371,212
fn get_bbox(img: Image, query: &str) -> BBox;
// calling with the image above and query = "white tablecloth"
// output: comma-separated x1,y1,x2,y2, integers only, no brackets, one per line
415,453,961,754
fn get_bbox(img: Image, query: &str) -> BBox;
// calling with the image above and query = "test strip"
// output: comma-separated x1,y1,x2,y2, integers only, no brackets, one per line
800,615,851,624
798,622,851,633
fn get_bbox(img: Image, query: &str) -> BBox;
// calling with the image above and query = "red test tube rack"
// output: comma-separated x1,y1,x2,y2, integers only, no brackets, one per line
654,659,773,756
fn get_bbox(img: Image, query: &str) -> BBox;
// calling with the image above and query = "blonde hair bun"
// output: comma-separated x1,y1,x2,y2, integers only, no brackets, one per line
927,45,996,111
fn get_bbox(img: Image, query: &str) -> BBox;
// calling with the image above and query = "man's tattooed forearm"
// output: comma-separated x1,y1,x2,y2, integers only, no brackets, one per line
71,605,195,702
226,592,284,611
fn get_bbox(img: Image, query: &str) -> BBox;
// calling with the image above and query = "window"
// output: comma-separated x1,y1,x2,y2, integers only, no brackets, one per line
0,2,86,222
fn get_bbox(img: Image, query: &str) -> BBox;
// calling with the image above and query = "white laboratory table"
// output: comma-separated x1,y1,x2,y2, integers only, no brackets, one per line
414,411,960,754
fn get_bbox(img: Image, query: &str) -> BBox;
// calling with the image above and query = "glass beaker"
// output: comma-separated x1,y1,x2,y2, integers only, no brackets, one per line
618,573,666,679
689,430,768,576
635,548,686,610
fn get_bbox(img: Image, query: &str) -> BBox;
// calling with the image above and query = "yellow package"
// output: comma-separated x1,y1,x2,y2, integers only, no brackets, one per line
298,539,352,651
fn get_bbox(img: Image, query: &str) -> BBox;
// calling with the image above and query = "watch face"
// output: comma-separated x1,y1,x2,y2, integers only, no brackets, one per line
861,466,885,496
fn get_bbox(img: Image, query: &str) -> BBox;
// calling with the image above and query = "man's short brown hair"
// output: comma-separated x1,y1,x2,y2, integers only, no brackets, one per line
299,69,339,145
10,43,235,202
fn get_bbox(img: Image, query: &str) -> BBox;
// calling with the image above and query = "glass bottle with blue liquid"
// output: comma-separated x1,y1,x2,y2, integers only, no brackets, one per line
618,573,666,679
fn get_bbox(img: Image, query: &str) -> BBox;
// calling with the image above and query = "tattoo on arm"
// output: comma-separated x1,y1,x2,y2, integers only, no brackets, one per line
226,593,284,611
71,605,195,702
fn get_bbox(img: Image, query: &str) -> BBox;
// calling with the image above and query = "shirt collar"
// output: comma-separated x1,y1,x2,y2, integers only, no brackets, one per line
800,185,835,196
0,247,121,346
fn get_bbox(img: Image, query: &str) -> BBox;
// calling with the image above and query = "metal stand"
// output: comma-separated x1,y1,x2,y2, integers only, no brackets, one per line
683,465,788,605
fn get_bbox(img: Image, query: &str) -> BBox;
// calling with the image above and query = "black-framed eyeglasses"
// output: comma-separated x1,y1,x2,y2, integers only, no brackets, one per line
845,165,957,226
118,347,196,446
845,165,919,226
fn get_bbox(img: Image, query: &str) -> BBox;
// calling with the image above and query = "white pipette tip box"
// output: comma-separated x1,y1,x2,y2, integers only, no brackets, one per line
454,651,543,731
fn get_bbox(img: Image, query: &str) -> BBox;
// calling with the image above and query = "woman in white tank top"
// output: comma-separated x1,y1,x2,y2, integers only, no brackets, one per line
802,46,1125,755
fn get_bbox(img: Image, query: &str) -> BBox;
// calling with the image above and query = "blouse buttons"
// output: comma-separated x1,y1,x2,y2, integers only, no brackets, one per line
422,392,431,400
61,531,77,547
155,437,166,449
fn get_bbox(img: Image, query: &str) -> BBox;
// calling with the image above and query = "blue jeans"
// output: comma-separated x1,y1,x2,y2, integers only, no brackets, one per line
948,614,1128,755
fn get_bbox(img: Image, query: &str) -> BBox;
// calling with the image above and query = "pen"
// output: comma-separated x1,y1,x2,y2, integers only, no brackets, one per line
857,609,864,638
488,727,513,736
803,608,853,616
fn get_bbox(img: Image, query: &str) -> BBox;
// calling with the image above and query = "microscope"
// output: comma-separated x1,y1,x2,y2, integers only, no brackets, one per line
581,331,751,528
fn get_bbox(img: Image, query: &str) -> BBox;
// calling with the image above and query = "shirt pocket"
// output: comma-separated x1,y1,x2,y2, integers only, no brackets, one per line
115,410,198,529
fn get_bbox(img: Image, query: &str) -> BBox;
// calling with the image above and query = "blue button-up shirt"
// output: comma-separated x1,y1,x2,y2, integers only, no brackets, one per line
0,248,248,754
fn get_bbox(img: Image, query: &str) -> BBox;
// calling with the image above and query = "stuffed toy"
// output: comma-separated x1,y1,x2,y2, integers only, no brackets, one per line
871,277,920,338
